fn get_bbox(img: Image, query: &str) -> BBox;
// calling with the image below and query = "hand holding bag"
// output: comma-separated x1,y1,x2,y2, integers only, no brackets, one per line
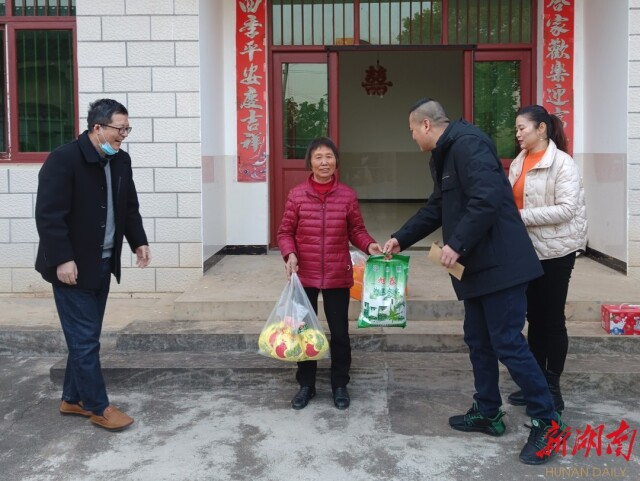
258,272,329,362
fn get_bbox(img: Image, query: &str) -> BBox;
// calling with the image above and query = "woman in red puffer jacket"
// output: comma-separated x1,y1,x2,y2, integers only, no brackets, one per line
277,137,382,411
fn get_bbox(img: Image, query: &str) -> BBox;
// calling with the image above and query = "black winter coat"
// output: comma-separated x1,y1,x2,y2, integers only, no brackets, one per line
393,119,542,300
35,131,148,289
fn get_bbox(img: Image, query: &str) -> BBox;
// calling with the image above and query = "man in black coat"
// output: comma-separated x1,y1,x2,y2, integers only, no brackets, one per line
35,98,150,432
383,98,565,465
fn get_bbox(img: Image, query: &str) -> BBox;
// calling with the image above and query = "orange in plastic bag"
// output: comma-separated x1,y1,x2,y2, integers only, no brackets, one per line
350,249,408,301
350,249,367,300
350,263,365,301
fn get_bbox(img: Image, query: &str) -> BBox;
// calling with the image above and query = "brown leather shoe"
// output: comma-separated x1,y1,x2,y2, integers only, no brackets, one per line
59,400,92,417
90,405,134,432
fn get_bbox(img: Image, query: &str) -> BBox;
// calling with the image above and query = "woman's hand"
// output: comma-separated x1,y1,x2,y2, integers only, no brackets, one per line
368,243,383,255
285,253,298,280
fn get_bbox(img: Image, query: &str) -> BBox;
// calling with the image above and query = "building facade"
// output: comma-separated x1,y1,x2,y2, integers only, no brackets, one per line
0,0,638,294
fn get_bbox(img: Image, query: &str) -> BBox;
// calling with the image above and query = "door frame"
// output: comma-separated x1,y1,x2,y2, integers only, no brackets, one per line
268,51,339,247
464,49,533,169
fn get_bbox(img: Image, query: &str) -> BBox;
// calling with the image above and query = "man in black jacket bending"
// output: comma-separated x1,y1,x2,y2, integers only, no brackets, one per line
382,97,564,465
35,98,150,432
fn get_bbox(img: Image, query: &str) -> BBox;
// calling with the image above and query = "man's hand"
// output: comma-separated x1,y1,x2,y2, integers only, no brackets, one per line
440,244,461,268
136,245,151,268
382,238,401,259
57,260,78,285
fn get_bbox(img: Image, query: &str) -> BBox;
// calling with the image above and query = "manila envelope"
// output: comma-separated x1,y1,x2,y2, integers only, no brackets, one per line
428,242,465,280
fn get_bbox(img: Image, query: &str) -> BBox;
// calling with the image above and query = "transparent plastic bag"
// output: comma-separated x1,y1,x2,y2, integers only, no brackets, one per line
357,254,410,328
258,272,329,362
349,248,368,301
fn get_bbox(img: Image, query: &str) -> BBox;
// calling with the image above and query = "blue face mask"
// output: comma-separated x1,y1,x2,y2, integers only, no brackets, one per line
98,130,118,156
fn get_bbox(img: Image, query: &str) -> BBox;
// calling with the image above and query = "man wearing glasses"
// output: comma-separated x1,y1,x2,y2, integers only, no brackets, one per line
35,98,150,431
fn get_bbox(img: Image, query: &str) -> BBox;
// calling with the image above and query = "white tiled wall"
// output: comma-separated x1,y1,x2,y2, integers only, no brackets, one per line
630,1,640,276
0,0,204,293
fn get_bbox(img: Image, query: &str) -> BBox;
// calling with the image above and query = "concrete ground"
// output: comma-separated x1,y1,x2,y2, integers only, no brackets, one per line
1,254,639,480
1,356,639,481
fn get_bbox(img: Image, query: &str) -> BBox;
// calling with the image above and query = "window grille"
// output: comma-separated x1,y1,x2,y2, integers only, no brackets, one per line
270,0,532,46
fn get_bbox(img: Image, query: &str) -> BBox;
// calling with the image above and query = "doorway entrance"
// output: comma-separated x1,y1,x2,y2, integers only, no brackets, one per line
268,1,536,247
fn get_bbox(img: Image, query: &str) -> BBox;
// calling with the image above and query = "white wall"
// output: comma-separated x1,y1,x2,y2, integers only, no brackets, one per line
200,0,227,260
629,0,640,275
575,0,629,262
339,50,463,199
220,0,269,247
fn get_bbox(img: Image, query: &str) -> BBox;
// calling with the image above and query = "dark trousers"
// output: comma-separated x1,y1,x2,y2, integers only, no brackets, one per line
296,287,351,390
463,282,555,420
52,257,112,414
526,252,576,375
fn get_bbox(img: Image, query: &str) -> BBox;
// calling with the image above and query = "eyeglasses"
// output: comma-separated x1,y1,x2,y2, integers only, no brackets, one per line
100,124,132,135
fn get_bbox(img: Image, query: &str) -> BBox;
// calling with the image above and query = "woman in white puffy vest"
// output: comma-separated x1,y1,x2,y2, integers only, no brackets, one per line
507,104,588,414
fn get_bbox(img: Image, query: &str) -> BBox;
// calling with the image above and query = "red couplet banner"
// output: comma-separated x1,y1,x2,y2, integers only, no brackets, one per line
236,0,267,182
542,0,574,154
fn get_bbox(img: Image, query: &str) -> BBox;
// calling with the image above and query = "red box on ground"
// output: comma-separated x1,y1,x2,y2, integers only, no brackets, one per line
601,304,640,335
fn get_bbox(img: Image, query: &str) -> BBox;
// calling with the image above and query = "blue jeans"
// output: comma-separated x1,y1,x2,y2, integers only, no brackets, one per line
463,282,555,420
52,257,112,415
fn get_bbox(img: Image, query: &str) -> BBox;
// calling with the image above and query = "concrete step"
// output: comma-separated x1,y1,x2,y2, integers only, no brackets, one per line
112,319,640,354
4,319,640,356
172,254,636,322
48,351,640,394
173,297,604,323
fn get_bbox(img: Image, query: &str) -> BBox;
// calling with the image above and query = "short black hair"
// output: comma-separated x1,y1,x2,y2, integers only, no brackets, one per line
87,98,128,131
304,137,339,170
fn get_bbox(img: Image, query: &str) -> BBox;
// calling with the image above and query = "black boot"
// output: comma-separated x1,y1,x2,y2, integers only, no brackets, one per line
545,370,564,414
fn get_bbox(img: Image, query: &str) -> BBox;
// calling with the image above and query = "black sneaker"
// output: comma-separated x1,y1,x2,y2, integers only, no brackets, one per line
507,390,527,406
519,413,568,465
448,402,506,437
291,386,315,410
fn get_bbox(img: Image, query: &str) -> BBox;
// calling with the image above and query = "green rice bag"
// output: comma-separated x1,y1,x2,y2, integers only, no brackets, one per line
357,254,410,328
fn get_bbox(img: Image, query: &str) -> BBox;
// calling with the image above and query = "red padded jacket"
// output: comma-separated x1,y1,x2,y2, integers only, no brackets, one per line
277,175,375,289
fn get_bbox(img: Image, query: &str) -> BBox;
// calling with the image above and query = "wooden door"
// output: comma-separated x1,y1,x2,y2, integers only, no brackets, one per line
269,51,338,247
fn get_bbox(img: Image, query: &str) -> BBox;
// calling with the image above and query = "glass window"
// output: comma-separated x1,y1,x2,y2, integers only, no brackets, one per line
0,3,76,160
13,0,75,17
272,0,354,46
474,60,521,158
17,30,75,152
360,0,442,45
0,31,4,152
448,0,531,44
282,63,328,159
271,0,530,46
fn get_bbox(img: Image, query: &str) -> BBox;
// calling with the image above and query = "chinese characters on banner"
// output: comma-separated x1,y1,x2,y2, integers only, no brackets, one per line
543,0,574,154
236,0,267,182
